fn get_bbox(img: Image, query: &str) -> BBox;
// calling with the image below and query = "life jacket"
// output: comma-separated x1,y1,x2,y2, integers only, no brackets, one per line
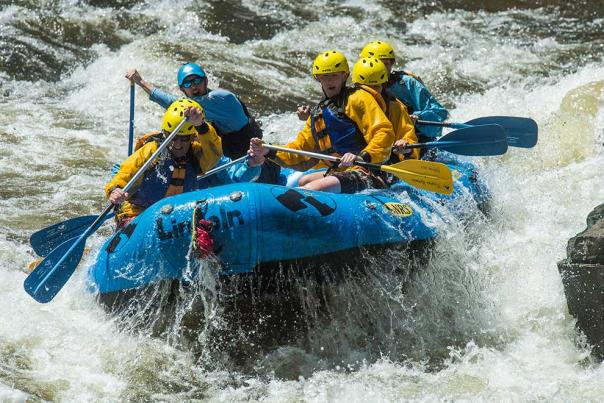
210,98,279,184
128,147,200,208
238,97,263,138
210,97,263,160
308,87,368,161
214,121,254,159
387,70,425,114
134,130,162,151
127,126,222,207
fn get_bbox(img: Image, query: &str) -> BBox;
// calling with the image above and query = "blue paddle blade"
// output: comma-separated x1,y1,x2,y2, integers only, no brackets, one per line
433,124,508,156
466,116,538,148
24,237,86,303
30,215,98,257
30,213,113,257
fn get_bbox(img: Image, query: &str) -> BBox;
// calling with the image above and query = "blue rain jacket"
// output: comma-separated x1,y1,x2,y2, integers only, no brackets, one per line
150,88,249,134
387,72,449,138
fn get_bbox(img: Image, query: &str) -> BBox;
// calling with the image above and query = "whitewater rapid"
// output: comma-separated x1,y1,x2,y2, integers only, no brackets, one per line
1,1,603,401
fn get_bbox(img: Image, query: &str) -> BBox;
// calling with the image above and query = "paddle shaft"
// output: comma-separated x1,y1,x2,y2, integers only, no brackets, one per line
400,124,509,157
122,118,189,193
406,139,497,149
26,117,190,302
263,144,381,170
30,118,191,257
128,83,135,156
417,120,469,130
196,155,248,180
30,203,112,297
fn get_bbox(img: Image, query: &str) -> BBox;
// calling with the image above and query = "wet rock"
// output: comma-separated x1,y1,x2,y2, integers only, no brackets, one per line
558,203,604,358
566,220,604,265
587,204,604,227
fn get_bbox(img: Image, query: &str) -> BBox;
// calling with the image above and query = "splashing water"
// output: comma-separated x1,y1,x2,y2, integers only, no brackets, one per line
1,0,604,400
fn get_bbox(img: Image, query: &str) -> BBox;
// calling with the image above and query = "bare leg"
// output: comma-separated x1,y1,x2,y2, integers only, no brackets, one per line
297,171,325,187
300,175,341,193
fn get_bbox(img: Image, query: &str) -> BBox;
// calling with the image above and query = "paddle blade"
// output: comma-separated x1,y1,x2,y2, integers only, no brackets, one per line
30,215,100,257
24,237,86,303
465,116,538,148
382,160,453,195
434,124,508,156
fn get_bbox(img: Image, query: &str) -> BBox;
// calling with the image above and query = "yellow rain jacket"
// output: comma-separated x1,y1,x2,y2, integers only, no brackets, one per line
271,86,394,172
105,123,223,219
385,94,420,161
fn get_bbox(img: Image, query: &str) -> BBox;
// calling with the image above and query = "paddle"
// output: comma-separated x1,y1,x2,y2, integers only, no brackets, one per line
30,85,136,257
32,156,251,257
417,116,538,148
30,213,114,257
405,124,508,156
127,82,135,156
263,144,453,195
31,148,249,258
196,155,248,180
24,117,191,303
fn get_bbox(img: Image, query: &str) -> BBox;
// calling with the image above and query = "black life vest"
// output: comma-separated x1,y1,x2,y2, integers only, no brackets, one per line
212,97,263,160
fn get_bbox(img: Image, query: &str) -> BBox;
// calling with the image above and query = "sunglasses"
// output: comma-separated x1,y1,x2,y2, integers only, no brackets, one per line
163,130,193,142
182,77,204,89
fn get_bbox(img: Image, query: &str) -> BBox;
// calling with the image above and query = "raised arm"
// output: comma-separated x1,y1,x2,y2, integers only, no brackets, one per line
125,68,154,95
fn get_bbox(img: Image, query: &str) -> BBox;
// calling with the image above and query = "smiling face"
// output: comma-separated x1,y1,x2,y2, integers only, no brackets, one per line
316,72,348,98
168,135,192,159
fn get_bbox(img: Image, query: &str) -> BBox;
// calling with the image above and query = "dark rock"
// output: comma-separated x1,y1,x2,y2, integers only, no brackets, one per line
558,203,604,359
587,204,604,228
558,262,604,358
567,220,604,264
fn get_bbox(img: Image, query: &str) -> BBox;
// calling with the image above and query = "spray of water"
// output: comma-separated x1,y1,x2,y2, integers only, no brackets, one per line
1,0,604,400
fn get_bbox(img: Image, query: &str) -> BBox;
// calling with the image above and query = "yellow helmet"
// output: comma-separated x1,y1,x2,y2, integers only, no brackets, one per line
161,98,203,135
312,50,349,76
359,40,396,60
352,57,388,85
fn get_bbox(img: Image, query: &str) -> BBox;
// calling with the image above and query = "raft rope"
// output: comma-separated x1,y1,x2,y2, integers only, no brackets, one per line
191,201,214,258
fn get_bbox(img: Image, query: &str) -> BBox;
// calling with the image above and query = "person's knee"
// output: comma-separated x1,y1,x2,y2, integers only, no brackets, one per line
298,175,313,186
298,171,324,187
300,181,319,190
300,178,327,191
300,177,340,193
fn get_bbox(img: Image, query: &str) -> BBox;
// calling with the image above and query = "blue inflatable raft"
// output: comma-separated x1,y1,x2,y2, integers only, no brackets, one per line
88,154,488,298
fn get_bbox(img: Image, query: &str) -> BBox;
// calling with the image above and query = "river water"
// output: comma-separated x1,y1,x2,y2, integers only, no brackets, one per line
1,0,603,401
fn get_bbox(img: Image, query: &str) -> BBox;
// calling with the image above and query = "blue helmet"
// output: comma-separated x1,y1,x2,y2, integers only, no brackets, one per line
177,63,206,86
